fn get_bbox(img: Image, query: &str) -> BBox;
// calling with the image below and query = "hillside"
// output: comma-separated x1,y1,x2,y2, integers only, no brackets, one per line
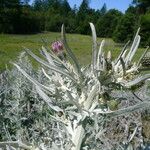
0,32,144,71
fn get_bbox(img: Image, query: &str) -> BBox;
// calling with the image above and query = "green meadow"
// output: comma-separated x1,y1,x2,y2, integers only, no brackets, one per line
0,32,145,72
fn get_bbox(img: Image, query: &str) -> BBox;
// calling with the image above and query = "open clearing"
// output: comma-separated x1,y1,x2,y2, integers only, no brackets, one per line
0,32,145,71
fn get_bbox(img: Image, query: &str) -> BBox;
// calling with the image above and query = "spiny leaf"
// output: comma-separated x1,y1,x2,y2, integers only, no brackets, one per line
41,46,55,65
128,35,141,63
119,57,126,76
36,85,63,112
110,101,150,117
24,48,77,82
12,63,53,92
122,74,150,88
97,40,105,70
93,101,150,117
61,24,83,80
125,28,140,65
84,83,99,110
90,23,98,72
137,46,149,66
128,126,138,143
41,46,69,70
116,40,130,65
66,90,83,113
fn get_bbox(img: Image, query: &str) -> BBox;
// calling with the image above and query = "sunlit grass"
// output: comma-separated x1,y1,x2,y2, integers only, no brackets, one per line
0,32,145,71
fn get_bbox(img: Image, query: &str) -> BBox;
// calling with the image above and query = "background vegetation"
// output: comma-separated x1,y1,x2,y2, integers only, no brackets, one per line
0,0,150,46
0,32,145,71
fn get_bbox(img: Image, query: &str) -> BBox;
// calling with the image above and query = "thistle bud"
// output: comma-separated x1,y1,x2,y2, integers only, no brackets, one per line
51,41,66,60
51,41,64,54
107,51,112,62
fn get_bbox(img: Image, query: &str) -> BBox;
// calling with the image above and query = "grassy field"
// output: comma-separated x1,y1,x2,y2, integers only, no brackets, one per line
0,32,145,72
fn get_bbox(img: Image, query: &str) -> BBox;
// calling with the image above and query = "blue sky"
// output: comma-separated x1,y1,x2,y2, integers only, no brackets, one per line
68,0,133,13
30,0,133,13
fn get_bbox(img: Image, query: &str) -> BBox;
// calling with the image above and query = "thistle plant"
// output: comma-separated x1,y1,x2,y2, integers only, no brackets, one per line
51,40,64,53
1,23,150,150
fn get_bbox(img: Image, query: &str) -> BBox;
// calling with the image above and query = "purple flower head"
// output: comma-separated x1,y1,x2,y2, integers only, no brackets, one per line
51,41,64,54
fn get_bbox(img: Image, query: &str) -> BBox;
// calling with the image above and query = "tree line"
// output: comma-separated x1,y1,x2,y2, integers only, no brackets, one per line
0,0,150,45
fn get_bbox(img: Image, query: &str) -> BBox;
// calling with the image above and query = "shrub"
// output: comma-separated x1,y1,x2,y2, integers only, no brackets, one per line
0,23,150,150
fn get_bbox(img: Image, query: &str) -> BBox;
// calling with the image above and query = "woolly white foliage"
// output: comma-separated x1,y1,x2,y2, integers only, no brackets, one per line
0,23,150,150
